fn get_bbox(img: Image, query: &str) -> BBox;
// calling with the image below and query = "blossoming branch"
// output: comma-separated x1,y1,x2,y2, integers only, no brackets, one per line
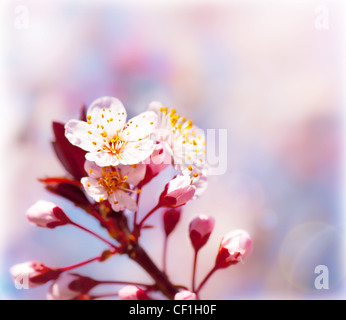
10,96,252,300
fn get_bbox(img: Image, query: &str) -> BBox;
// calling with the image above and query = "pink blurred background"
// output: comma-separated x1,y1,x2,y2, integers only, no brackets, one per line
0,0,344,299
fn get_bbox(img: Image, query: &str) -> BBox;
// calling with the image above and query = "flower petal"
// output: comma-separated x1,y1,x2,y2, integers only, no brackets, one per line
119,164,146,186
120,140,155,165
87,96,127,138
109,190,137,212
84,160,103,179
85,151,121,167
65,120,100,152
123,111,158,142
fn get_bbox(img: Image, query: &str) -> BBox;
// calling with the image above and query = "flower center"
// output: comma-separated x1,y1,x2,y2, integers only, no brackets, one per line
97,167,128,195
99,131,127,158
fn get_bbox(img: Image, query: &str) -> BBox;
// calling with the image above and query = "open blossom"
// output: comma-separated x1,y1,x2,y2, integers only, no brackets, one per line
47,273,98,300
174,290,197,300
149,101,207,173
215,230,253,269
10,261,61,288
26,200,70,229
81,160,145,212
118,285,150,300
65,96,157,167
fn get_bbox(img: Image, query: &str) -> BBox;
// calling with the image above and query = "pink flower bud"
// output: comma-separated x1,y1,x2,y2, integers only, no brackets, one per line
159,175,195,208
189,215,215,251
139,144,171,188
47,273,98,300
174,290,197,300
10,261,61,288
118,285,150,300
163,207,182,237
26,200,70,229
215,230,252,269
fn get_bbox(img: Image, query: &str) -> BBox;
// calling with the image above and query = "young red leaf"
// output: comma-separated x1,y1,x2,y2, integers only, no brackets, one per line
52,121,87,180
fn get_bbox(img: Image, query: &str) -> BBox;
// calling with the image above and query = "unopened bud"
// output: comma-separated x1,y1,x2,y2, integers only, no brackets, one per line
215,230,252,269
47,273,98,300
159,175,195,208
163,207,182,237
118,285,150,300
10,261,61,288
189,215,215,251
174,290,197,300
26,200,70,229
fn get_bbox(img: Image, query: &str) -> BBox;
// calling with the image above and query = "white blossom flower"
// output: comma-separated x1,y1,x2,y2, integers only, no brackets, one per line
65,96,157,167
149,101,208,173
81,160,146,212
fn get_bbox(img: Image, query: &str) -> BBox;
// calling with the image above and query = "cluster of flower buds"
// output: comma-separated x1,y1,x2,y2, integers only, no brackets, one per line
10,96,252,299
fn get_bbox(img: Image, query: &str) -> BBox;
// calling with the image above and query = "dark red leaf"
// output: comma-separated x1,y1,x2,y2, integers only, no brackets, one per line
42,178,91,211
52,121,87,180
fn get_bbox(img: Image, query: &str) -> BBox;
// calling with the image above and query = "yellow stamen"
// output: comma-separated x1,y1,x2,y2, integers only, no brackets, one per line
186,120,193,129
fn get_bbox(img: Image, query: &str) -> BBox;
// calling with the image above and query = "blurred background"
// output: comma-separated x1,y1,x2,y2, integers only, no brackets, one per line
0,0,344,299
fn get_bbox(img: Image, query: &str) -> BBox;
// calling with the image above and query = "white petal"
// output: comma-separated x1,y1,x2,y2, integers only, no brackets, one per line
119,140,155,165
109,191,137,212
119,164,146,186
65,120,100,152
86,151,121,167
167,175,191,193
148,101,164,114
88,96,127,138
81,177,108,202
193,174,208,199
84,160,103,178
123,111,158,142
